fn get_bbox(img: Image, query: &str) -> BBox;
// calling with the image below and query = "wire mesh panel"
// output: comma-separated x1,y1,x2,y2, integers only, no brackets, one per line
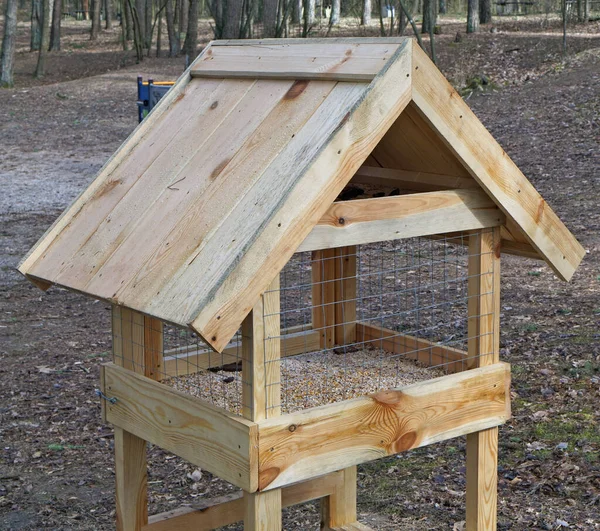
263,230,497,416
111,230,497,420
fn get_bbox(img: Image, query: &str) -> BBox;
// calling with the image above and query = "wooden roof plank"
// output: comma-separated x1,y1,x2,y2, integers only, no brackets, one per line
17,46,214,280
185,41,413,351
411,44,584,281
28,78,256,289
109,80,338,308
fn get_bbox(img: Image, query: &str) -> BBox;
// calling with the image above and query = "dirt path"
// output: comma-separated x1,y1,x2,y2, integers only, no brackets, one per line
1,33,599,530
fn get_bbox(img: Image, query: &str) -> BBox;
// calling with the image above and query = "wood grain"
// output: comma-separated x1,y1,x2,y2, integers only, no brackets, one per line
411,44,584,281
311,250,337,349
355,322,468,374
144,471,344,530
101,362,257,491
297,189,504,252
466,228,502,530
321,466,358,530
191,42,402,82
352,165,477,192
257,362,511,490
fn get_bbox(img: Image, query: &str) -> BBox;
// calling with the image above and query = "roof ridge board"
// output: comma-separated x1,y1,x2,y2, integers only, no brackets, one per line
17,41,216,281
210,37,410,46
186,40,413,351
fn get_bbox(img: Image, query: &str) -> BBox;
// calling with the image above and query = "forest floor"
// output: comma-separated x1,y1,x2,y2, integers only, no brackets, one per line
1,15,599,531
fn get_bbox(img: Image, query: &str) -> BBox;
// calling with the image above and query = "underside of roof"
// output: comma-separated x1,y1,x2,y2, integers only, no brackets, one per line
19,38,584,352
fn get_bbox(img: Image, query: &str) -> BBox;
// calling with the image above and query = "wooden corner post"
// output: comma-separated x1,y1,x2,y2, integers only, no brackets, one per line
313,246,359,530
242,276,283,530
466,227,501,530
111,306,163,531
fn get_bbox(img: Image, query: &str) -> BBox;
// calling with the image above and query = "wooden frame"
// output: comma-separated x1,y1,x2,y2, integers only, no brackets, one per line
298,189,504,253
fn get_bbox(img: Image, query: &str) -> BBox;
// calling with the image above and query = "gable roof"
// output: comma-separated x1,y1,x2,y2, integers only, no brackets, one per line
19,38,584,352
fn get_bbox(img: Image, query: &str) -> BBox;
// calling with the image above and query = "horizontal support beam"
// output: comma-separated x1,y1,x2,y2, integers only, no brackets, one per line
257,363,511,490
101,363,257,491
162,328,320,377
356,322,468,374
352,165,478,192
298,189,505,252
144,470,344,531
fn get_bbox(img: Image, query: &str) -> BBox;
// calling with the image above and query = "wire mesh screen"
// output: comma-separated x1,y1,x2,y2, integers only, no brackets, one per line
264,231,496,416
111,230,496,419
111,311,245,414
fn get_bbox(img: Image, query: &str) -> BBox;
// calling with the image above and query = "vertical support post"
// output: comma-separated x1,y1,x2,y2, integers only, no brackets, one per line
110,306,163,531
320,465,358,530
334,245,358,345
312,249,336,349
466,228,501,531
313,246,359,528
242,276,282,530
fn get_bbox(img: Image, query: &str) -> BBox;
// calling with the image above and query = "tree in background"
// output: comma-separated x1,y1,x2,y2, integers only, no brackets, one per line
105,0,113,29
31,0,42,51
49,0,62,50
467,0,479,32
361,0,371,24
185,0,199,61
35,0,50,76
422,0,437,33
330,0,340,24
1,0,18,87
90,0,102,39
480,0,491,23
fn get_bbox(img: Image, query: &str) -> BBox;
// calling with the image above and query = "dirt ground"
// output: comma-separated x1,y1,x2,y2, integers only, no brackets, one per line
1,15,599,530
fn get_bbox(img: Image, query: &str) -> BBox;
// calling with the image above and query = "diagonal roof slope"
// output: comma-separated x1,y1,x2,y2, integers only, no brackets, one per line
19,38,584,352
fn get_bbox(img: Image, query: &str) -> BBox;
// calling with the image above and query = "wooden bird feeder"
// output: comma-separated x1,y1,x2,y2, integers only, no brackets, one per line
19,38,584,531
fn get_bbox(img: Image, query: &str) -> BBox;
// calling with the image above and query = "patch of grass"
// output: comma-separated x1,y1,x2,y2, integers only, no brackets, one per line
527,271,542,277
48,443,84,451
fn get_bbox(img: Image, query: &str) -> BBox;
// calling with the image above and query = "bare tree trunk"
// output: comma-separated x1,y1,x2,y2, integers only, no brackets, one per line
49,0,62,50
156,6,162,55
165,0,179,54
91,0,102,38
561,0,567,54
136,0,146,45
467,0,478,32
223,0,243,38
184,0,198,61
479,0,491,23
179,0,187,48
124,0,133,40
105,0,112,28
144,0,152,49
422,0,437,32
306,0,314,24
82,0,90,18
35,0,50,77
361,0,371,24
438,0,446,13
330,0,340,24
1,0,18,87
31,0,42,51
263,0,278,36
291,0,300,23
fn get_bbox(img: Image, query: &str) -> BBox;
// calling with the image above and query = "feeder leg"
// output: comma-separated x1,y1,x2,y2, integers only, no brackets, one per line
320,465,358,530
114,428,148,531
244,489,282,531
466,427,499,530
465,228,501,530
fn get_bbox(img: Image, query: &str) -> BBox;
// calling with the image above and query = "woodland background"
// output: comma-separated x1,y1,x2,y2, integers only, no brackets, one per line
0,0,599,529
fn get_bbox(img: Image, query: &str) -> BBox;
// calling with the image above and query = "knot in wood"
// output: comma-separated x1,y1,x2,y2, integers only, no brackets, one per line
288,424,297,433
338,217,346,225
